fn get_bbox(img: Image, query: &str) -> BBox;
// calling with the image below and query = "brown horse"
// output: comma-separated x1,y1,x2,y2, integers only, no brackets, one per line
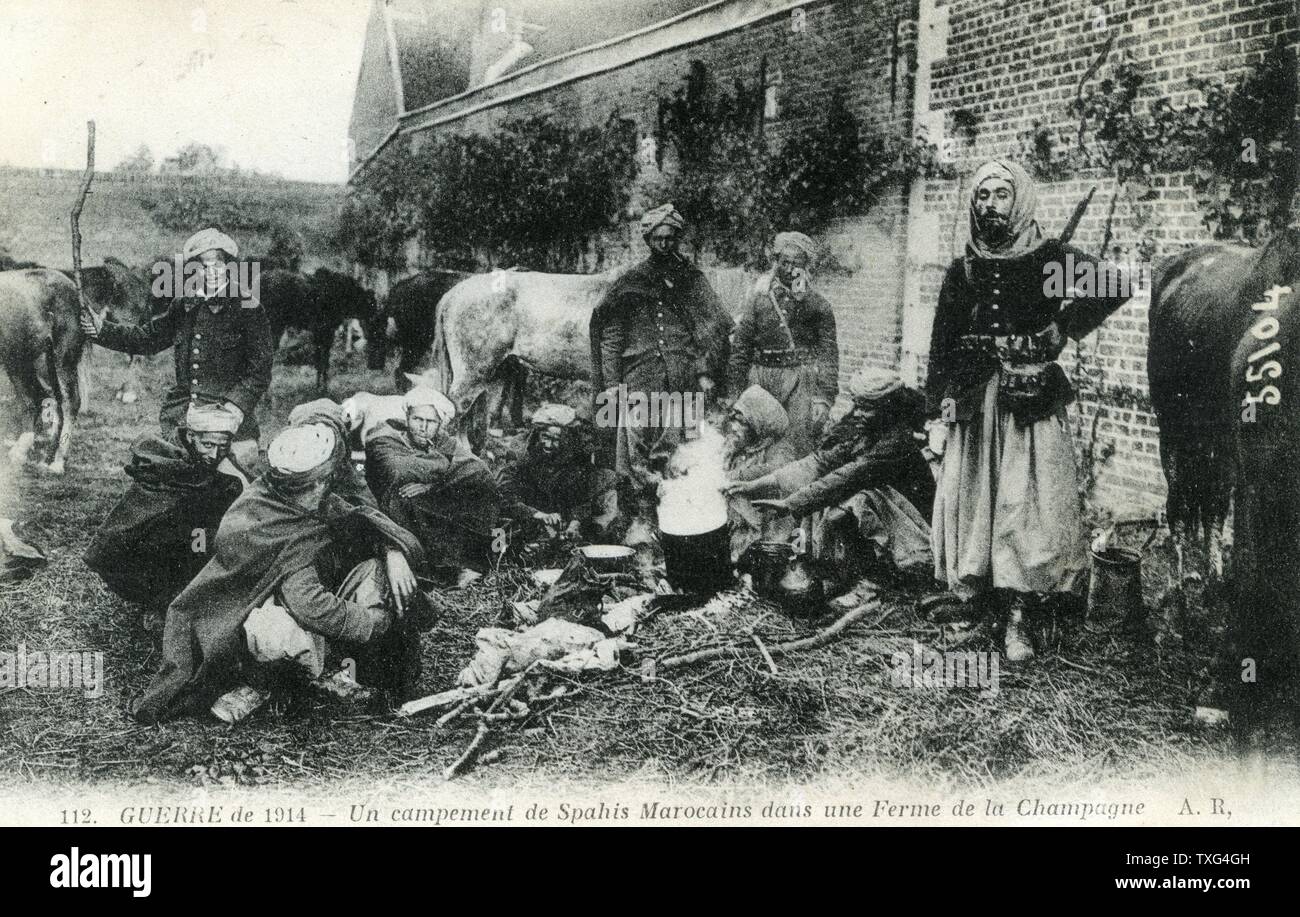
0,269,85,474
1149,226,1300,729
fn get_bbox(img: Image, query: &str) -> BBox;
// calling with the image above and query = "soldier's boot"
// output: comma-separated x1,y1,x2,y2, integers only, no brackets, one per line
1003,595,1036,663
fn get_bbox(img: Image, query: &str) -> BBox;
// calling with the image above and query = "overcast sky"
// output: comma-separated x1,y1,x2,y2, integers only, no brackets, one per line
0,0,372,183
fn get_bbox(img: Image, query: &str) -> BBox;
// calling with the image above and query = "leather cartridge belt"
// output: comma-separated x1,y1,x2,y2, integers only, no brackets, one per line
958,332,1054,366
754,347,814,368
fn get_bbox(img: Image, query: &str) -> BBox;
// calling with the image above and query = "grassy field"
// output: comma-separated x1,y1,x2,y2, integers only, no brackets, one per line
0,347,1270,795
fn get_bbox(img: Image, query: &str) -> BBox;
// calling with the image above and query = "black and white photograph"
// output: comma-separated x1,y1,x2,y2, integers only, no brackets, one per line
0,0,1296,855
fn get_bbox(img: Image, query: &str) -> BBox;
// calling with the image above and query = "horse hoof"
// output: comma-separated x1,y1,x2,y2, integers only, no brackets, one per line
121,391,138,405
7,450,27,468
40,461,65,476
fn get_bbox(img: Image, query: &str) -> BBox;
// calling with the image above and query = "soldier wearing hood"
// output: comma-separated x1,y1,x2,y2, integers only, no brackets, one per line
499,403,608,541
727,368,934,606
130,401,428,724
723,385,800,563
925,159,1130,661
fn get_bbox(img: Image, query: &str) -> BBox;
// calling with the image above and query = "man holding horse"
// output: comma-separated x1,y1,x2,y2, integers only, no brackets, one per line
589,203,733,497
81,227,273,469
925,159,1131,662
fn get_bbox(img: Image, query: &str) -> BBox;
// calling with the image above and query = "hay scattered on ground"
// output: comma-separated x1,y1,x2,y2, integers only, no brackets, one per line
0,352,1250,791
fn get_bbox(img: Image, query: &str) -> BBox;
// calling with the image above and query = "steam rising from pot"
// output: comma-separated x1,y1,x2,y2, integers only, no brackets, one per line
657,422,729,536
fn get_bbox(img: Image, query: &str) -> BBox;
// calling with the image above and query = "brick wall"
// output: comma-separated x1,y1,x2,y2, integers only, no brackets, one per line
401,0,919,396
910,0,1298,516
374,0,1299,515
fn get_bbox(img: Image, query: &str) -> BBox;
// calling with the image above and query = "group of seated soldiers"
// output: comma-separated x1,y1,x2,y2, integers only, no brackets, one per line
87,385,620,723
88,362,933,725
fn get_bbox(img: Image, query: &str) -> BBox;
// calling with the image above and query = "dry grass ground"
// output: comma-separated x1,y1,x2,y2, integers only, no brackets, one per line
0,348,1259,794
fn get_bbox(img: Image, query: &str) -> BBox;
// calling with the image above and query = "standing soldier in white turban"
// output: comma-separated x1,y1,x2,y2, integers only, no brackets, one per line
363,385,501,586
728,231,839,457
926,159,1131,661
81,227,273,469
589,204,733,496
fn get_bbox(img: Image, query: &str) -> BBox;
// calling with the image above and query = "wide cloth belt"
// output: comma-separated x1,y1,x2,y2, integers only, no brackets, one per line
753,347,814,368
957,333,1054,366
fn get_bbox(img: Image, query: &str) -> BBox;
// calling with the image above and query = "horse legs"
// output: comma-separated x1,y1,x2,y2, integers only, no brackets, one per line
487,358,528,432
396,347,422,393
77,351,91,416
115,354,141,404
6,355,52,468
313,322,334,393
1170,523,1189,585
1205,523,1225,582
43,340,83,475
507,360,526,429
449,383,490,455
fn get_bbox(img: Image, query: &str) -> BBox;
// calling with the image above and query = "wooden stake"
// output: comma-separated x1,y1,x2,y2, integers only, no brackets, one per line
70,121,97,331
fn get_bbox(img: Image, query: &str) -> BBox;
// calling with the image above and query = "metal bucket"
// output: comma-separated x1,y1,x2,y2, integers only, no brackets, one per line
660,524,732,595
742,541,795,600
1087,547,1142,624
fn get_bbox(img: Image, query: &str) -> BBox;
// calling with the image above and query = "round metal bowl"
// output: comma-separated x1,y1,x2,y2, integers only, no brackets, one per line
579,544,636,573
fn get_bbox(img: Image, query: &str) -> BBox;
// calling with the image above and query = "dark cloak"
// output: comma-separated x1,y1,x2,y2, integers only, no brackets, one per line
85,434,244,611
129,406,426,723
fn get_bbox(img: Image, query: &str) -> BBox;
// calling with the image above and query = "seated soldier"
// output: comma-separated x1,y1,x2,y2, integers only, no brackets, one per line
498,403,604,543
725,368,935,608
723,385,800,563
364,385,499,586
129,411,429,725
85,402,248,632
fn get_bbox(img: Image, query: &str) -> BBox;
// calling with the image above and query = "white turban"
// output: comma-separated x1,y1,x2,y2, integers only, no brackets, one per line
267,424,337,488
774,231,817,261
182,228,239,261
403,385,456,423
847,366,903,403
530,403,577,428
185,402,240,435
640,203,686,237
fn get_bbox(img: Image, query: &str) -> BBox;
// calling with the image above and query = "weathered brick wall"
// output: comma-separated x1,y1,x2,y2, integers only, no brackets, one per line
403,0,919,394
381,0,1298,515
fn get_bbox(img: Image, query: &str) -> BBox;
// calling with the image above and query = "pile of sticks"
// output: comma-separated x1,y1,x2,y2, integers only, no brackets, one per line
399,662,577,780
401,598,889,779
